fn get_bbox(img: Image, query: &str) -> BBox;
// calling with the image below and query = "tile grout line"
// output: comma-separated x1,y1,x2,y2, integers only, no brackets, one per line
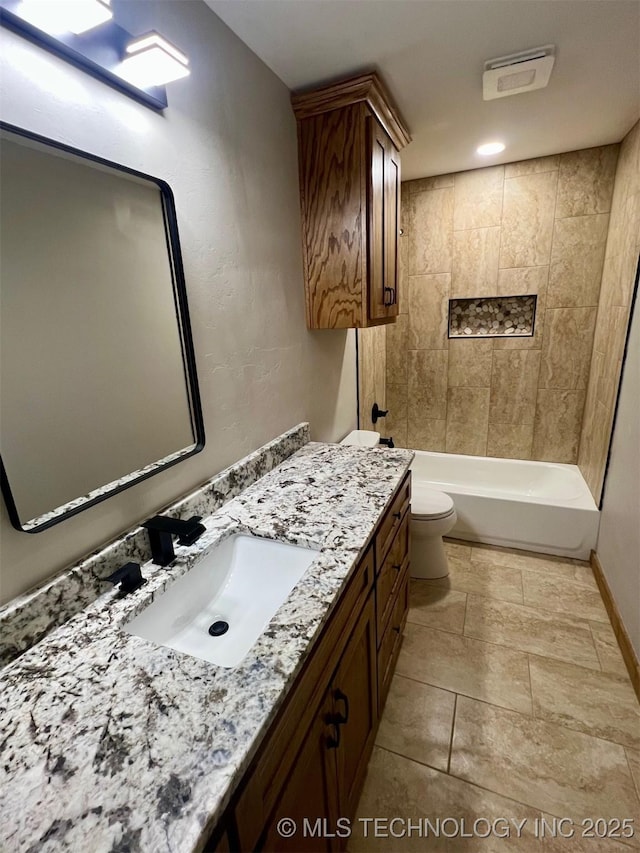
462,590,469,633
446,693,457,775
412,661,637,748
407,616,603,673
623,748,640,805
526,654,535,718
587,620,605,672
375,743,549,818
395,669,532,717
395,662,639,754
461,585,606,628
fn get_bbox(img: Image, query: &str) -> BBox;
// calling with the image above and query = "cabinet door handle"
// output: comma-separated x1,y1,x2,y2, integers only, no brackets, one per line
393,511,402,520
334,689,350,724
326,718,341,749
392,563,402,571
383,286,395,306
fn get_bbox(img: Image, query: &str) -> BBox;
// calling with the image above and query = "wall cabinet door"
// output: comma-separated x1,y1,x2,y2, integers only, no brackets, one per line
292,72,410,329
384,142,400,315
367,119,400,324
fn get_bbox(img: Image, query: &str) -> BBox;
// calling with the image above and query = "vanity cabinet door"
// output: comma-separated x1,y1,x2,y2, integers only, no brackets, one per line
332,595,378,822
262,688,340,852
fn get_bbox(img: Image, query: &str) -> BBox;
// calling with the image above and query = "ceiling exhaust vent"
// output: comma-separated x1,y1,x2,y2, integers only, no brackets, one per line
483,45,555,100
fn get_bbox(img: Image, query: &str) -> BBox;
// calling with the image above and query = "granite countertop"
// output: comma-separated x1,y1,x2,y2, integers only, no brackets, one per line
0,441,413,853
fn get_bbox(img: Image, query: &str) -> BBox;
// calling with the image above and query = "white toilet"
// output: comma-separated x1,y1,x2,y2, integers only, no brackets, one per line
410,484,457,579
339,430,457,579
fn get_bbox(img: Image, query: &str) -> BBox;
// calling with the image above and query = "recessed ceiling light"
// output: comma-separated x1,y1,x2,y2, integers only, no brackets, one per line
477,142,505,156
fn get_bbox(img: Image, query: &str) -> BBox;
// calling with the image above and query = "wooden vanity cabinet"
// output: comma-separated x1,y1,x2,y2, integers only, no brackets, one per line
292,73,410,330
260,597,377,853
223,472,411,852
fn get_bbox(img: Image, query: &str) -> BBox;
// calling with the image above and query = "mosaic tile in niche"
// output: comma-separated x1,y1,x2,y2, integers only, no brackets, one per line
449,295,537,338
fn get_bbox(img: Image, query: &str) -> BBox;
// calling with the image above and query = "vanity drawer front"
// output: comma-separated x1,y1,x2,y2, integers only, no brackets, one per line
234,545,374,851
377,566,409,714
375,472,411,568
376,511,409,645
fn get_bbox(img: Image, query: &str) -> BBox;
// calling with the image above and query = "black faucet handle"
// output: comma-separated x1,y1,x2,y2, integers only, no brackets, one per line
379,436,395,448
177,516,206,546
102,562,146,596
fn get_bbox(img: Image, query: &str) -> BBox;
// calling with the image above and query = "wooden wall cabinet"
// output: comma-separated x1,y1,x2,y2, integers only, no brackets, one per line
292,73,411,329
220,472,411,852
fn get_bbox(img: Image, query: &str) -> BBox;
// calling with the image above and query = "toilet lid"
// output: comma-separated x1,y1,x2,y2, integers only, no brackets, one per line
411,485,455,520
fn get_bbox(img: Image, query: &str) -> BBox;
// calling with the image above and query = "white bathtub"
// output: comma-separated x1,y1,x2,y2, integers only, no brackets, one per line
409,450,599,560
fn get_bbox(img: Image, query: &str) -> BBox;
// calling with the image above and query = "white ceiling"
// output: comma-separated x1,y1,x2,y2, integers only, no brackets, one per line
205,0,640,179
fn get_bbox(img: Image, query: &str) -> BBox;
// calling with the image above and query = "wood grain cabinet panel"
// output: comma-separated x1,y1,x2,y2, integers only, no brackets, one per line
292,73,411,329
261,687,340,853
333,595,378,821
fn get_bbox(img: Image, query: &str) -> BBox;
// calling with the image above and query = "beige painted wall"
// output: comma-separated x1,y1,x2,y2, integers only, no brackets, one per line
596,291,640,659
0,1,357,604
579,119,640,503
384,147,618,460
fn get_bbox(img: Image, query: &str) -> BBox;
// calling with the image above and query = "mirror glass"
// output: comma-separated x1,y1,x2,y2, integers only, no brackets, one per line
0,124,204,532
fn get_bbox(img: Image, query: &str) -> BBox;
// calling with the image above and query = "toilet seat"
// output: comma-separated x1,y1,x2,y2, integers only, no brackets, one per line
411,485,455,520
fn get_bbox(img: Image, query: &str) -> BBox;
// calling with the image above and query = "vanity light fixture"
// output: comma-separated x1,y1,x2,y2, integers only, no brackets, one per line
0,0,190,110
477,141,506,156
16,0,112,36
117,31,190,89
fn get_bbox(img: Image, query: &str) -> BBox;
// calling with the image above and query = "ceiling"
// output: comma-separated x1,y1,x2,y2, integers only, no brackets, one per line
205,0,640,179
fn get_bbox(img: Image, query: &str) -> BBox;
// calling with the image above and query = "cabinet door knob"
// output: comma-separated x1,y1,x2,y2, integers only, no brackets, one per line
383,286,396,306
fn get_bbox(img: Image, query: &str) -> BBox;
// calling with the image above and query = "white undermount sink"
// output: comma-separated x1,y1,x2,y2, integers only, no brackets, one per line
124,534,320,668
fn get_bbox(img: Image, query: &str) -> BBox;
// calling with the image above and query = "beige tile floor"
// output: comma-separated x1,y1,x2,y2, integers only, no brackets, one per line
351,540,640,852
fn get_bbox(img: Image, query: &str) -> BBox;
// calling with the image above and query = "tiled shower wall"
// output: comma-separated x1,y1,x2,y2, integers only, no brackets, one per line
357,325,386,435
579,120,640,502
383,146,619,461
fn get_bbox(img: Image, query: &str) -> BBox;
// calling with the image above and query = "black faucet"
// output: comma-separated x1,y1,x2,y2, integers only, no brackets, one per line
142,515,206,566
379,436,395,448
102,562,147,596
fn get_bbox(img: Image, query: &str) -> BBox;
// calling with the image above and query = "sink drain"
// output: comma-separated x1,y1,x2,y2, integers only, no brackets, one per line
208,620,229,637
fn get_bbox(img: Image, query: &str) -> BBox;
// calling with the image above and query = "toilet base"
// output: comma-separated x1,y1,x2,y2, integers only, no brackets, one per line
410,511,457,579
411,536,450,579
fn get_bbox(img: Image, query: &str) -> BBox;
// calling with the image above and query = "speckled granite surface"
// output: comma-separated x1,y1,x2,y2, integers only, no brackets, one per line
0,423,310,667
0,439,413,853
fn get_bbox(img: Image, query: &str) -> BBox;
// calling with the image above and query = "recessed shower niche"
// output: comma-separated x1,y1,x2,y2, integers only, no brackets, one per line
448,294,537,338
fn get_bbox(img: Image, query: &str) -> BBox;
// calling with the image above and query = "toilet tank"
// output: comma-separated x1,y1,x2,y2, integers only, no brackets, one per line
339,430,380,447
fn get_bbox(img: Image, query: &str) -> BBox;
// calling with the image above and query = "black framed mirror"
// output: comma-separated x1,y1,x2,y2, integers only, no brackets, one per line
0,122,205,533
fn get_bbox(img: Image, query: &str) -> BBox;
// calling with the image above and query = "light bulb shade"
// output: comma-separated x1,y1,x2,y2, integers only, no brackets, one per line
117,31,189,89
16,0,112,36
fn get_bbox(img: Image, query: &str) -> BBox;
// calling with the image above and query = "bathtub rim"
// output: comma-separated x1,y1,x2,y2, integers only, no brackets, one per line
405,447,598,511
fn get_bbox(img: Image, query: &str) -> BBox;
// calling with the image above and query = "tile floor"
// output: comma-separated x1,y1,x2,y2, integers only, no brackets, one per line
351,540,640,852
